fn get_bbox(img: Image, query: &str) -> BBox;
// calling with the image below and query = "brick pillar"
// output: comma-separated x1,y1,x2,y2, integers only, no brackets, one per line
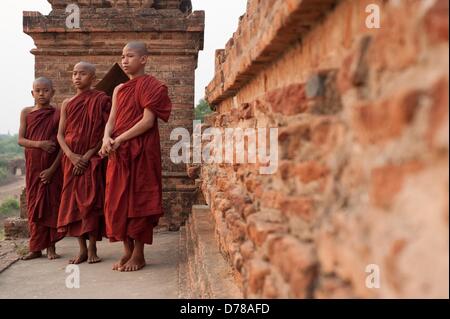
23,0,204,230
19,188,27,219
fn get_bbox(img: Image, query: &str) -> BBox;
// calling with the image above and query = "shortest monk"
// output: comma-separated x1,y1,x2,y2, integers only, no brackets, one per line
18,77,64,260
57,62,111,264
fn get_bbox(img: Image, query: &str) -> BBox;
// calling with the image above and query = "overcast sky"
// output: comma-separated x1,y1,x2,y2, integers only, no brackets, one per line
0,0,247,134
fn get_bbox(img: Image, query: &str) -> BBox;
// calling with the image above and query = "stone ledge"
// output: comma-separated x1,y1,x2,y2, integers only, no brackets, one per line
0,240,25,274
29,48,203,57
182,204,242,298
23,10,205,34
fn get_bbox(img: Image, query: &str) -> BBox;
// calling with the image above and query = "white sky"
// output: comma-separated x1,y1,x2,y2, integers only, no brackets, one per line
0,0,247,134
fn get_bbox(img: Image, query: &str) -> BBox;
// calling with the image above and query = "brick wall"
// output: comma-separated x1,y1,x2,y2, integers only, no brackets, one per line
203,0,449,298
23,0,204,230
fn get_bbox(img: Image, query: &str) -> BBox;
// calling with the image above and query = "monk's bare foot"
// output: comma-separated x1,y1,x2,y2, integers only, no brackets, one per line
69,252,88,264
114,238,134,271
21,251,42,260
71,237,88,264
112,254,131,270
87,246,101,264
47,246,60,260
119,255,146,272
88,254,101,264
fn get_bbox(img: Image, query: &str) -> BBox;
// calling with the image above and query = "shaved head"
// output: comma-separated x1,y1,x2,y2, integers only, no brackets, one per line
74,62,96,75
124,41,149,56
33,77,53,89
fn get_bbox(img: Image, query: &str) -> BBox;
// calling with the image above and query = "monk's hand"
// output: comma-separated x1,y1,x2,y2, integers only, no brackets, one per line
72,166,86,176
39,168,53,184
111,137,123,152
100,137,114,157
69,152,88,170
75,157,89,170
39,140,57,154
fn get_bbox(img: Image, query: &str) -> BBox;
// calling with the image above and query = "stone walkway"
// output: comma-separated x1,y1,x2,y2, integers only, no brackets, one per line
0,231,182,299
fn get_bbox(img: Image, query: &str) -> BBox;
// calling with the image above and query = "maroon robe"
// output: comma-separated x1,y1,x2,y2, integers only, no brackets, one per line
57,90,111,239
105,75,172,244
24,107,64,252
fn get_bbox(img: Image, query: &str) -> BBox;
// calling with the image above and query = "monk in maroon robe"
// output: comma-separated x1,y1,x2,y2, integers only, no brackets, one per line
100,42,172,272
57,62,111,264
18,77,64,260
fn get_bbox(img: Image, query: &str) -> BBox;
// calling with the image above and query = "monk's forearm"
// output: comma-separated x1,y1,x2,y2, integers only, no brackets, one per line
85,140,103,158
57,133,74,157
116,119,154,144
48,150,63,172
103,121,114,140
18,137,41,149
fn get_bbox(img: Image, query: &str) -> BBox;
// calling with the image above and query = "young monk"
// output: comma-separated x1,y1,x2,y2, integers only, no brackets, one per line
18,77,64,260
57,62,111,264
100,42,172,272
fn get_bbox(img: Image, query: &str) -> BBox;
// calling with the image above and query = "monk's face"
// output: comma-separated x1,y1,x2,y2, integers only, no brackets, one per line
31,82,54,106
121,47,147,75
72,65,96,90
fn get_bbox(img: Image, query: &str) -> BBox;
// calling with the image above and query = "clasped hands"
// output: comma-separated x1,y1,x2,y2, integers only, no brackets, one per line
99,136,122,158
38,140,57,184
68,149,95,176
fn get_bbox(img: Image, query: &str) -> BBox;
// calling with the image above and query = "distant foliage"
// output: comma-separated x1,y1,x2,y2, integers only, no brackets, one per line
0,134,23,157
195,99,213,122
0,134,23,183
0,198,19,216
0,167,7,182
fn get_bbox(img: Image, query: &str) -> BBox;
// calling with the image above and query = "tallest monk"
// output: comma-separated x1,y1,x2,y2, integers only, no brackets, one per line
100,42,172,272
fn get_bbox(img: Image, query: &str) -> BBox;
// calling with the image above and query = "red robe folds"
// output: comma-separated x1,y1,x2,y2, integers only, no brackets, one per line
24,107,64,252
105,75,172,244
57,90,111,239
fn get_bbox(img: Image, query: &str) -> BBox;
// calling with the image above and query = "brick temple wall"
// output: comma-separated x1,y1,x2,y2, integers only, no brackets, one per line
23,0,204,230
203,0,449,298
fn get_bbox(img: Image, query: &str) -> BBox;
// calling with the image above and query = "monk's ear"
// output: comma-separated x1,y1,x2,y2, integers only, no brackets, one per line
141,55,148,65
50,89,55,99
31,90,34,98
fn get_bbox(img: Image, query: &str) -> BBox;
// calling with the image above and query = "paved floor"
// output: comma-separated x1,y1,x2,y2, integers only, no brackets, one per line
0,231,181,299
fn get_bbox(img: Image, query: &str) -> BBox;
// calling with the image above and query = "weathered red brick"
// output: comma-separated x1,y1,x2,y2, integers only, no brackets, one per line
247,215,288,247
370,161,424,208
423,0,449,44
268,236,317,298
246,259,271,295
427,77,449,149
279,196,315,222
293,161,330,184
265,84,308,116
352,89,422,144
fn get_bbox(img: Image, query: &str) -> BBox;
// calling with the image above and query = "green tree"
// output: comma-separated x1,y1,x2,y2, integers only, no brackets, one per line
195,99,213,122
